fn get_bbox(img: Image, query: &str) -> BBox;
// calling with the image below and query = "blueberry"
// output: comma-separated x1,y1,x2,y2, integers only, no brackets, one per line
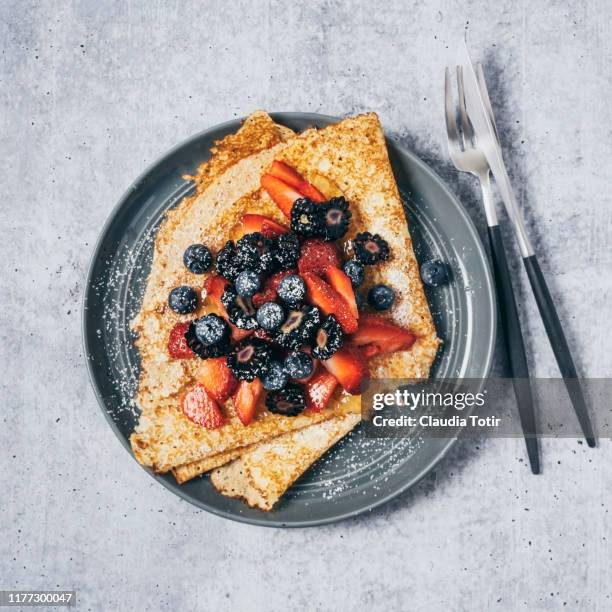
420,260,449,287
256,302,285,331
235,270,261,297
183,244,212,274
283,351,314,380
262,361,289,391
277,274,306,306
367,284,395,311
194,314,229,346
343,260,364,287
168,285,198,314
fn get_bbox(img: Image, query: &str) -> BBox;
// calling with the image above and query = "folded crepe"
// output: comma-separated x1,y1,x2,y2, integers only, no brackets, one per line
129,110,439,509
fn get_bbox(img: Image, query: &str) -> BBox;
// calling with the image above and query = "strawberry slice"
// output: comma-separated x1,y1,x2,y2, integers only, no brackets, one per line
204,275,251,341
350,314,417,357
252,268,297,308
197,357,238,402
297,239,341,276
321,343,370,395
231,213,288,240
269,161,326,203
232,379,263,426
261,174,304,218
325,266,358,320
167,321,195,359
302,272,358,334
182,384,225,429
305,369,338,412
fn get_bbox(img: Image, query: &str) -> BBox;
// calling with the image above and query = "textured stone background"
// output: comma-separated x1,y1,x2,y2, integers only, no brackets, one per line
2,1,611,610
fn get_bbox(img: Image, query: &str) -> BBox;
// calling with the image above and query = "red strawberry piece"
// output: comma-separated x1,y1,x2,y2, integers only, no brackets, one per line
197,357,238,402
232,378,263,426
305,368,338,412
324,266,359,320
321,343,370,395
302,272,359,334
350,314,417,357
204,275,252,341
261,174,304,218
252,268,297,308
233,213,288,240
167,321,196,359
297,239,341,276
182,384,225,429
269,160,326,203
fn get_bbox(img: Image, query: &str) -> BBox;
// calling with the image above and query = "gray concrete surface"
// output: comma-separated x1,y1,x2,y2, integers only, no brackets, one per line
2,1,611,610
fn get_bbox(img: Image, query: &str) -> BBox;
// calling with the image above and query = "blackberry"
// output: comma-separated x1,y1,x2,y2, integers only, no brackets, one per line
265,384,306,417
273,233,300,270
343,259,365,287
262,361,289,391
273,305,322,349
235,270,261,297
368,284,395,310
226,338,272,381
193,313,229,346
283,351,314,380
216,240,241,281
290,198,323,238
183,244,213,274
235,232,275,274
168,286,198,314
221,284,258,330
256,302,285,332
353,232,390,265
277,274,306,306
184,322,230,359
311,315,343,360
320,197,351,241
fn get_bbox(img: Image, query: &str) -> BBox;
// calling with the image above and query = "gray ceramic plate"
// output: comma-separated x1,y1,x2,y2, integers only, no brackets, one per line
83,113,496,527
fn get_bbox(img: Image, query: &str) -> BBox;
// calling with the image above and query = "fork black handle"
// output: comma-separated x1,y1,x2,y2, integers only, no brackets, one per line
488,225,540,474
522,255,596,447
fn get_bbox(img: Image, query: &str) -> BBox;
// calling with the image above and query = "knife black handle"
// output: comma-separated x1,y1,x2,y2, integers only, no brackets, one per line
522,254,595,447
488,225,540,473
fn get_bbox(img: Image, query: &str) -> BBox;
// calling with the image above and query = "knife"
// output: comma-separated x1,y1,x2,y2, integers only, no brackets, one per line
457,38,596,448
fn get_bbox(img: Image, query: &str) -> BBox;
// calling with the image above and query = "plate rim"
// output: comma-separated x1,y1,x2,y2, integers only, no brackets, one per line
82,111,496,527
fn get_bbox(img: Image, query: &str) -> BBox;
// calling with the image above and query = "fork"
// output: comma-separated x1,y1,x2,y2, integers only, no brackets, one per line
445,66,540,474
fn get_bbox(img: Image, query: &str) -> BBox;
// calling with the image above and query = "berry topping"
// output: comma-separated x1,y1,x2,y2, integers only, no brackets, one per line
235,232,275,274
232,213,288,240
353,232,390,265
283,351,314,380
302,272,358,334
226,338,272,381
235,270,261,297
305,369,338,412
420,260,450,287
265,384,307,417
184,321,230,359
349,314,416,357
324,266,359,320
262,361,289,391
273,305,322,349
232,379,263,425
312,315,343,360
215,240,241,281
256,302,285,332
343,259,365,288
277,274,306,306
261,173,304,217
168,285,198,314
203,275,252,342
167,321,195,359
367,284,395,311
321,343,369,395
252,268,297,308
291,198,323,238
320,197,351,241
268,160,326,202
197,357,238,402
182,385,224,429
297,239,341,276
221,284,258,330
183,244,213,274
194,313,230,346
273,232,301,270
